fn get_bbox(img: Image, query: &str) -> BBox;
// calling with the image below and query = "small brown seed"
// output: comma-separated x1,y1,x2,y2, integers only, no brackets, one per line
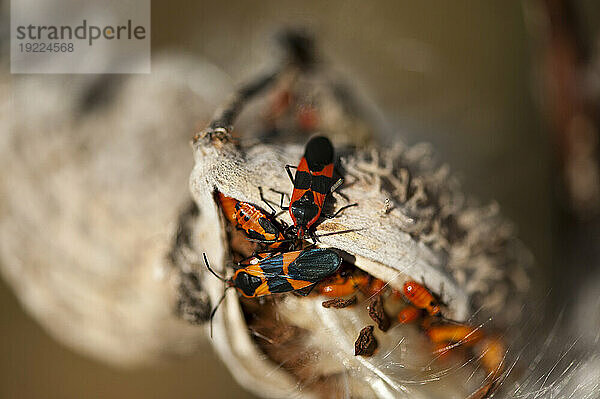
367,295,390,331
321,296,357,309
354,325,378,356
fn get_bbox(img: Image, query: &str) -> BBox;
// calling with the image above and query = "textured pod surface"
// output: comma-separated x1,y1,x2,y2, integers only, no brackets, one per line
0,56,231,366
189,128,532,396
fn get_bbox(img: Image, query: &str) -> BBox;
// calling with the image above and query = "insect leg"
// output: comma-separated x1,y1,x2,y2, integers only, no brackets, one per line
309,230,321,244
324,203,358,219
203,253,228,282
270,188,290,210
294,284,316,297
209,289,229,339
285,164,297,184
258,186,277,215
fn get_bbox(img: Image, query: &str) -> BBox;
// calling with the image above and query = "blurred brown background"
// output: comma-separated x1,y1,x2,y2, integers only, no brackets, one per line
2,1,599,398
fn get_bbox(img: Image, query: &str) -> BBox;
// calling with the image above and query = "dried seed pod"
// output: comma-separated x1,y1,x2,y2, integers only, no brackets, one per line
0,56,233,366
188,128,532,397
186,42,532,392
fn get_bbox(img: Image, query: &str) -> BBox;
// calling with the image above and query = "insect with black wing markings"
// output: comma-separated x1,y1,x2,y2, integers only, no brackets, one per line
217,191,288,251
277,136,356,241
204,248,342,336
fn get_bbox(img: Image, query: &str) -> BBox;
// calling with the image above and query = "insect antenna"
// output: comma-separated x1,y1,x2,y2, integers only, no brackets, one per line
202,253,228,282
209,288,229,339
202,253,232,338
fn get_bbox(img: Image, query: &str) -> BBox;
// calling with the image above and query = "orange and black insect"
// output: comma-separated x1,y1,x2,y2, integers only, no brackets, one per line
317,272,387,298
204,248,342,335
397,305,422,324
278,136,354,240
231,248,342,298
471,336,506,399
426,324,483,347
402,280,442,316
217,191,288,250
317,273,370,297
478,337,505,378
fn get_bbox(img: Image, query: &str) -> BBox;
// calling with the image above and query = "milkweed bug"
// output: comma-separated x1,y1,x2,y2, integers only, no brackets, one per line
478,337,505,382
216,191,288,250
470,337,506,399
195,31,316,143
420,320,504,398
316,272,385,298
206,249,342,298
317,273,370,297
397,305,422,324
277,136,356,240
203,248,342,336
402,280,442,316
368,279,387,296
425,324,483,347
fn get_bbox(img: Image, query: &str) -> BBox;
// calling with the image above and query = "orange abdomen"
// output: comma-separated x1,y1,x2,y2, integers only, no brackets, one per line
426,325,483,346
236,203,276,239
479,337,505,375
217,192,239,224
217,192,284,246
318,274,370,297
403,281,441,316
397,305,421,324
367,279,386,296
